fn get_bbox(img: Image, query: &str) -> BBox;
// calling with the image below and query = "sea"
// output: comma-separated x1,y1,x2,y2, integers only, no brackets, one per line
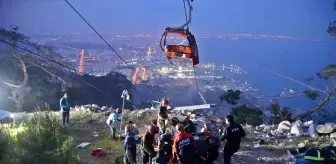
196,38,336,110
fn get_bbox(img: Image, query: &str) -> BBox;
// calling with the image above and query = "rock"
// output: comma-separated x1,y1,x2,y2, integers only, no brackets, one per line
92,104,100,109
291,123,304,136
293,120,303,127
303,120,314,127
298,143,305,148
308,124,318,138
316,123,336,134
277,121,291,133
330,132,336,138
101,106,108,111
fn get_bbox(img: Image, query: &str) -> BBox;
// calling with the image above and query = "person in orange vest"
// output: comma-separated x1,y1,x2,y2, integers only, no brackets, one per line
172,124,197,164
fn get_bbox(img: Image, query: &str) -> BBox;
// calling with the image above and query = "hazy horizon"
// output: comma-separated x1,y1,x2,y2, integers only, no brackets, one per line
1,0,335,40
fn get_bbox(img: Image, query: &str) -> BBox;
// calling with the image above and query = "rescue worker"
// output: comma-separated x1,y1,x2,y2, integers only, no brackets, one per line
173,124,197,164
60,93,71,125
182,119,196,134
124,131,137,164
203,128,220,164
156,128,173,163
220,115,246,164
171,117,181,137
158,105,169,134
152,128,173,164
106,108,122,139
196,128,208,164
142,125,159,164
161,98,169,108
125,121,135,136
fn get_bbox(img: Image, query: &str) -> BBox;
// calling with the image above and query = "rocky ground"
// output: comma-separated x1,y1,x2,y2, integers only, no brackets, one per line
9,107,336,164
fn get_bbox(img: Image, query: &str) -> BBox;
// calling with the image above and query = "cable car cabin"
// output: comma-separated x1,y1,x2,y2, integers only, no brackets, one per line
160,27,199,66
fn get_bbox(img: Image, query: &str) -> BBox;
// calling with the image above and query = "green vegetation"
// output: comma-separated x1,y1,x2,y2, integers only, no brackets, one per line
0,111,73,164
269,100,293,124
220,89,241,105
232,105,264,126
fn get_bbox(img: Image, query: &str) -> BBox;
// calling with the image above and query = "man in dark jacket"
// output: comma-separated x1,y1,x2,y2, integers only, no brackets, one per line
60,93,71,125
203,129,220,164
220,115,246,164
156,128,173,163
124,131,137,164
142,125,159,164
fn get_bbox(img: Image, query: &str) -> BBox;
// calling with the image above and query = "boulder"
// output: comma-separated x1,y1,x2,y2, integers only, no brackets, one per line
290,120,304,136
330,132,336,138
291,124,304,136
277,120,291,133
303,120,314,127
316,123,336,134
308,124,318,138
101,106,108,111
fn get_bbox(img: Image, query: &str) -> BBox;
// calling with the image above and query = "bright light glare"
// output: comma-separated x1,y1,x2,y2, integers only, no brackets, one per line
10,113,14,118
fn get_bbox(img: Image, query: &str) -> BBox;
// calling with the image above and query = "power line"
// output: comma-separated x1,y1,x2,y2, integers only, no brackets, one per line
0,38,104,92
64,0,133,70
64,0,156,105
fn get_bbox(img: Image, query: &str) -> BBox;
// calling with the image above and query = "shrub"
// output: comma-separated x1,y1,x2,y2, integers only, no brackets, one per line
231,105,263,126
0,111,73,164
0,130,9,162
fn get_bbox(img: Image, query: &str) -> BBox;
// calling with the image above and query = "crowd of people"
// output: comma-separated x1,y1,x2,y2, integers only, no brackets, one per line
105,98,246,164
59,94,246,164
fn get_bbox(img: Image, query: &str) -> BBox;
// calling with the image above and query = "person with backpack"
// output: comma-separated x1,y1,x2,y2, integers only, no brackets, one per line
202,128,220,164
124,131,137,164
173,124,197,164
220,115,246,164
106,108,122,139
142,125,159,164
152,128,173,164
60,93,71,125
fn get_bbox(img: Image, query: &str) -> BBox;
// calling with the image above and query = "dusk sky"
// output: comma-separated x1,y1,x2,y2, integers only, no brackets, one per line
0,0,335,39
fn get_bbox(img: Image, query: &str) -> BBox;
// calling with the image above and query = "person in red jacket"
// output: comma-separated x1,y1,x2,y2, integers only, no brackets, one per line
173,124,197,164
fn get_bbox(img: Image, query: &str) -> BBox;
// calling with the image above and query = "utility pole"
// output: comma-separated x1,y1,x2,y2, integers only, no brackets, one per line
119,89,130,140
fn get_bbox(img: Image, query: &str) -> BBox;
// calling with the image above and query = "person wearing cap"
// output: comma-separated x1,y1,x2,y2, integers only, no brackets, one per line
201,128,220,164
141,125,159,164
60,93,71,125
173,123,197,164
106,108,122,139
220,115,246,164
124,131,137,164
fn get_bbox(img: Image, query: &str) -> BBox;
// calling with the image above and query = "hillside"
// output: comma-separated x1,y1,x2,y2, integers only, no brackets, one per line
1,109,336,164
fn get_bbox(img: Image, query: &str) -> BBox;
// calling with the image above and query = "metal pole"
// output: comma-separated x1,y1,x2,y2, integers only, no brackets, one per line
119,96,125,140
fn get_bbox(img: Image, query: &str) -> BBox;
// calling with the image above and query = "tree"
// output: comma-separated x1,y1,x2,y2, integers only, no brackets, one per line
213,89,241,115
231,105,264,126
269,100,293,124
0,26,70,111
271,3,336,121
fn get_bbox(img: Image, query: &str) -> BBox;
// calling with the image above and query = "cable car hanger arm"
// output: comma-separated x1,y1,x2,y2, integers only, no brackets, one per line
167,0,193,31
